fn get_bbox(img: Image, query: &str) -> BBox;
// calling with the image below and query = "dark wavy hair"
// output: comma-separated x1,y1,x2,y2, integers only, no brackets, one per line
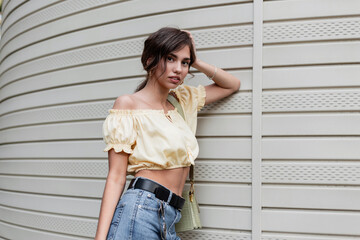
135,27,196,92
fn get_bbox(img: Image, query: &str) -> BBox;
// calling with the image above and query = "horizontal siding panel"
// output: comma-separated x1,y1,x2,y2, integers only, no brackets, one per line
0,175,105,197
201,92,252,114
0,141,104,158
262,209,360,235
172,69,252,93
262,89,360,113
0,160,108,177
262,232,358,240
0,122,102,144
263,65,360,89
262,162,360,185
0,220,91,240
200,206,251,230
263,113,360,135
264,0,360,21
0,102,110,130
196,160,251,183
263,185,360,210
264,17,360,44
0,205,96,238
263,138,360,160
0,190,100,218
197,48,252,69
264,42,360,67
197,115,252,136
179,229,250,240
196,183,251,207
199,138,251,159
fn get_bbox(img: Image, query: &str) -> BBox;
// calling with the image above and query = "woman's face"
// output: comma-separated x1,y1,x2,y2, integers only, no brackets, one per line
153,45,191,89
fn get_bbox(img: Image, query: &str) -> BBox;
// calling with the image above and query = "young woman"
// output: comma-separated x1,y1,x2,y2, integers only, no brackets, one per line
95,27,240,240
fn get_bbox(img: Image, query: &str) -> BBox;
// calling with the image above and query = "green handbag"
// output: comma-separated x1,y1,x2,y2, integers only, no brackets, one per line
175,165,202,232
167,93,202,232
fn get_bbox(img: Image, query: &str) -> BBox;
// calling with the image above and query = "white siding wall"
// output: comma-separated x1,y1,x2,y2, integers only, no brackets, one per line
0,0,359,239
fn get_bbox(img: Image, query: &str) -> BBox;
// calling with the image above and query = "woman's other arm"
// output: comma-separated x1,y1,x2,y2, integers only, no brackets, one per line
95,95,135,240
94,150,128,240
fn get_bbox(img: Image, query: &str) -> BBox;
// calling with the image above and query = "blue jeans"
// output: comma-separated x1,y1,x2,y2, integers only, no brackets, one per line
106,177,182,240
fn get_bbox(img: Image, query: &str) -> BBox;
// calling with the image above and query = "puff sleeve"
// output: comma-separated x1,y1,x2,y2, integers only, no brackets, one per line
174,84,206,112
102,110,137,154
174,84,206,133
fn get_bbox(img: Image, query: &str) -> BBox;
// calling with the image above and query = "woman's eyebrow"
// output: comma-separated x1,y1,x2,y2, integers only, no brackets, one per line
169,53,190,61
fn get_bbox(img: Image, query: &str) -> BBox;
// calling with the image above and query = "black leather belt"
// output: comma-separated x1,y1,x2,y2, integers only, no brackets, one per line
128,177,185,210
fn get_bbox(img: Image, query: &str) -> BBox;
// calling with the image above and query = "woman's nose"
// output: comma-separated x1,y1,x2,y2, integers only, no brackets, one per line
174,61,182,73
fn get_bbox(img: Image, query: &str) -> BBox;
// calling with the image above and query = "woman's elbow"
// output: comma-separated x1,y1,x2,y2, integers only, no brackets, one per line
106,178,127,192
106,171,127,186
232,78,241,93
106,149,129,185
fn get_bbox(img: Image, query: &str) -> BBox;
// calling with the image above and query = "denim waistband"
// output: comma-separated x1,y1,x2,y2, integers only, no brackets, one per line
128,176,184,209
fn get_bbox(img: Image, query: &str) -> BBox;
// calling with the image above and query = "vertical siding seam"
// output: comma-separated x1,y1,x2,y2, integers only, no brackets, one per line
252,0,263,240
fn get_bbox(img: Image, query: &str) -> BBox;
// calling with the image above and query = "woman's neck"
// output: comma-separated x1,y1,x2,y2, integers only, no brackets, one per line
137,80,171,108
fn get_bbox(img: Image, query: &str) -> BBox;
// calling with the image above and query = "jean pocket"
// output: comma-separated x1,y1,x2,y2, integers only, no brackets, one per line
142,192,161,211
106,202,126,240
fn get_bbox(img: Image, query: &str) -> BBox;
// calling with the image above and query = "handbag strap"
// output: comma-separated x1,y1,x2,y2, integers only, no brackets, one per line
167,93,185,121
167,93,194,184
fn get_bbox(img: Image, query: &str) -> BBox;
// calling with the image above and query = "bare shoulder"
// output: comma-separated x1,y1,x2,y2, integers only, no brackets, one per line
112,94,136,110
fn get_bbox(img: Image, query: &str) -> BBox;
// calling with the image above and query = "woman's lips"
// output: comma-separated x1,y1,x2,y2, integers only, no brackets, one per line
169,77,180,83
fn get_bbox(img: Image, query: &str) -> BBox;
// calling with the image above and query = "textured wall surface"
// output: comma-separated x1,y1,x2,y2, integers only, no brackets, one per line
0,0,359,239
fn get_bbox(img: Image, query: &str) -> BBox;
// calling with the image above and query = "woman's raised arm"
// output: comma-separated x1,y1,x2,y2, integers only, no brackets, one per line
193,59,241,106
184,30,241,106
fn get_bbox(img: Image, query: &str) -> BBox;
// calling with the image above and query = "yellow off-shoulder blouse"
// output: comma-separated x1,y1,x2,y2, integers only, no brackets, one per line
102,84,206,175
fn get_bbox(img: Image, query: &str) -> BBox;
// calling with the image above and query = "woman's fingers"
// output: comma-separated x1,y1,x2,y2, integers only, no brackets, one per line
182,29,198,60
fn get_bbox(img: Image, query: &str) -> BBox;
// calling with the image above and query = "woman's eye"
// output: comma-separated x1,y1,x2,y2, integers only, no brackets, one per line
182,61,189,66
167,56,174,62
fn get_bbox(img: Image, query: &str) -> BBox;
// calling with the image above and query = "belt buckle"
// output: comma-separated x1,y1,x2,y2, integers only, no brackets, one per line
154,187,170,202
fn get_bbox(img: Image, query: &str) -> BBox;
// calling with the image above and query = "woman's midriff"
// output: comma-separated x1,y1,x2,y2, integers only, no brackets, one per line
134,166,190,196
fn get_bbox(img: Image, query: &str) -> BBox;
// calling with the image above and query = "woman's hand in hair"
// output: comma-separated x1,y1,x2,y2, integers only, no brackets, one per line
182,30,198,66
